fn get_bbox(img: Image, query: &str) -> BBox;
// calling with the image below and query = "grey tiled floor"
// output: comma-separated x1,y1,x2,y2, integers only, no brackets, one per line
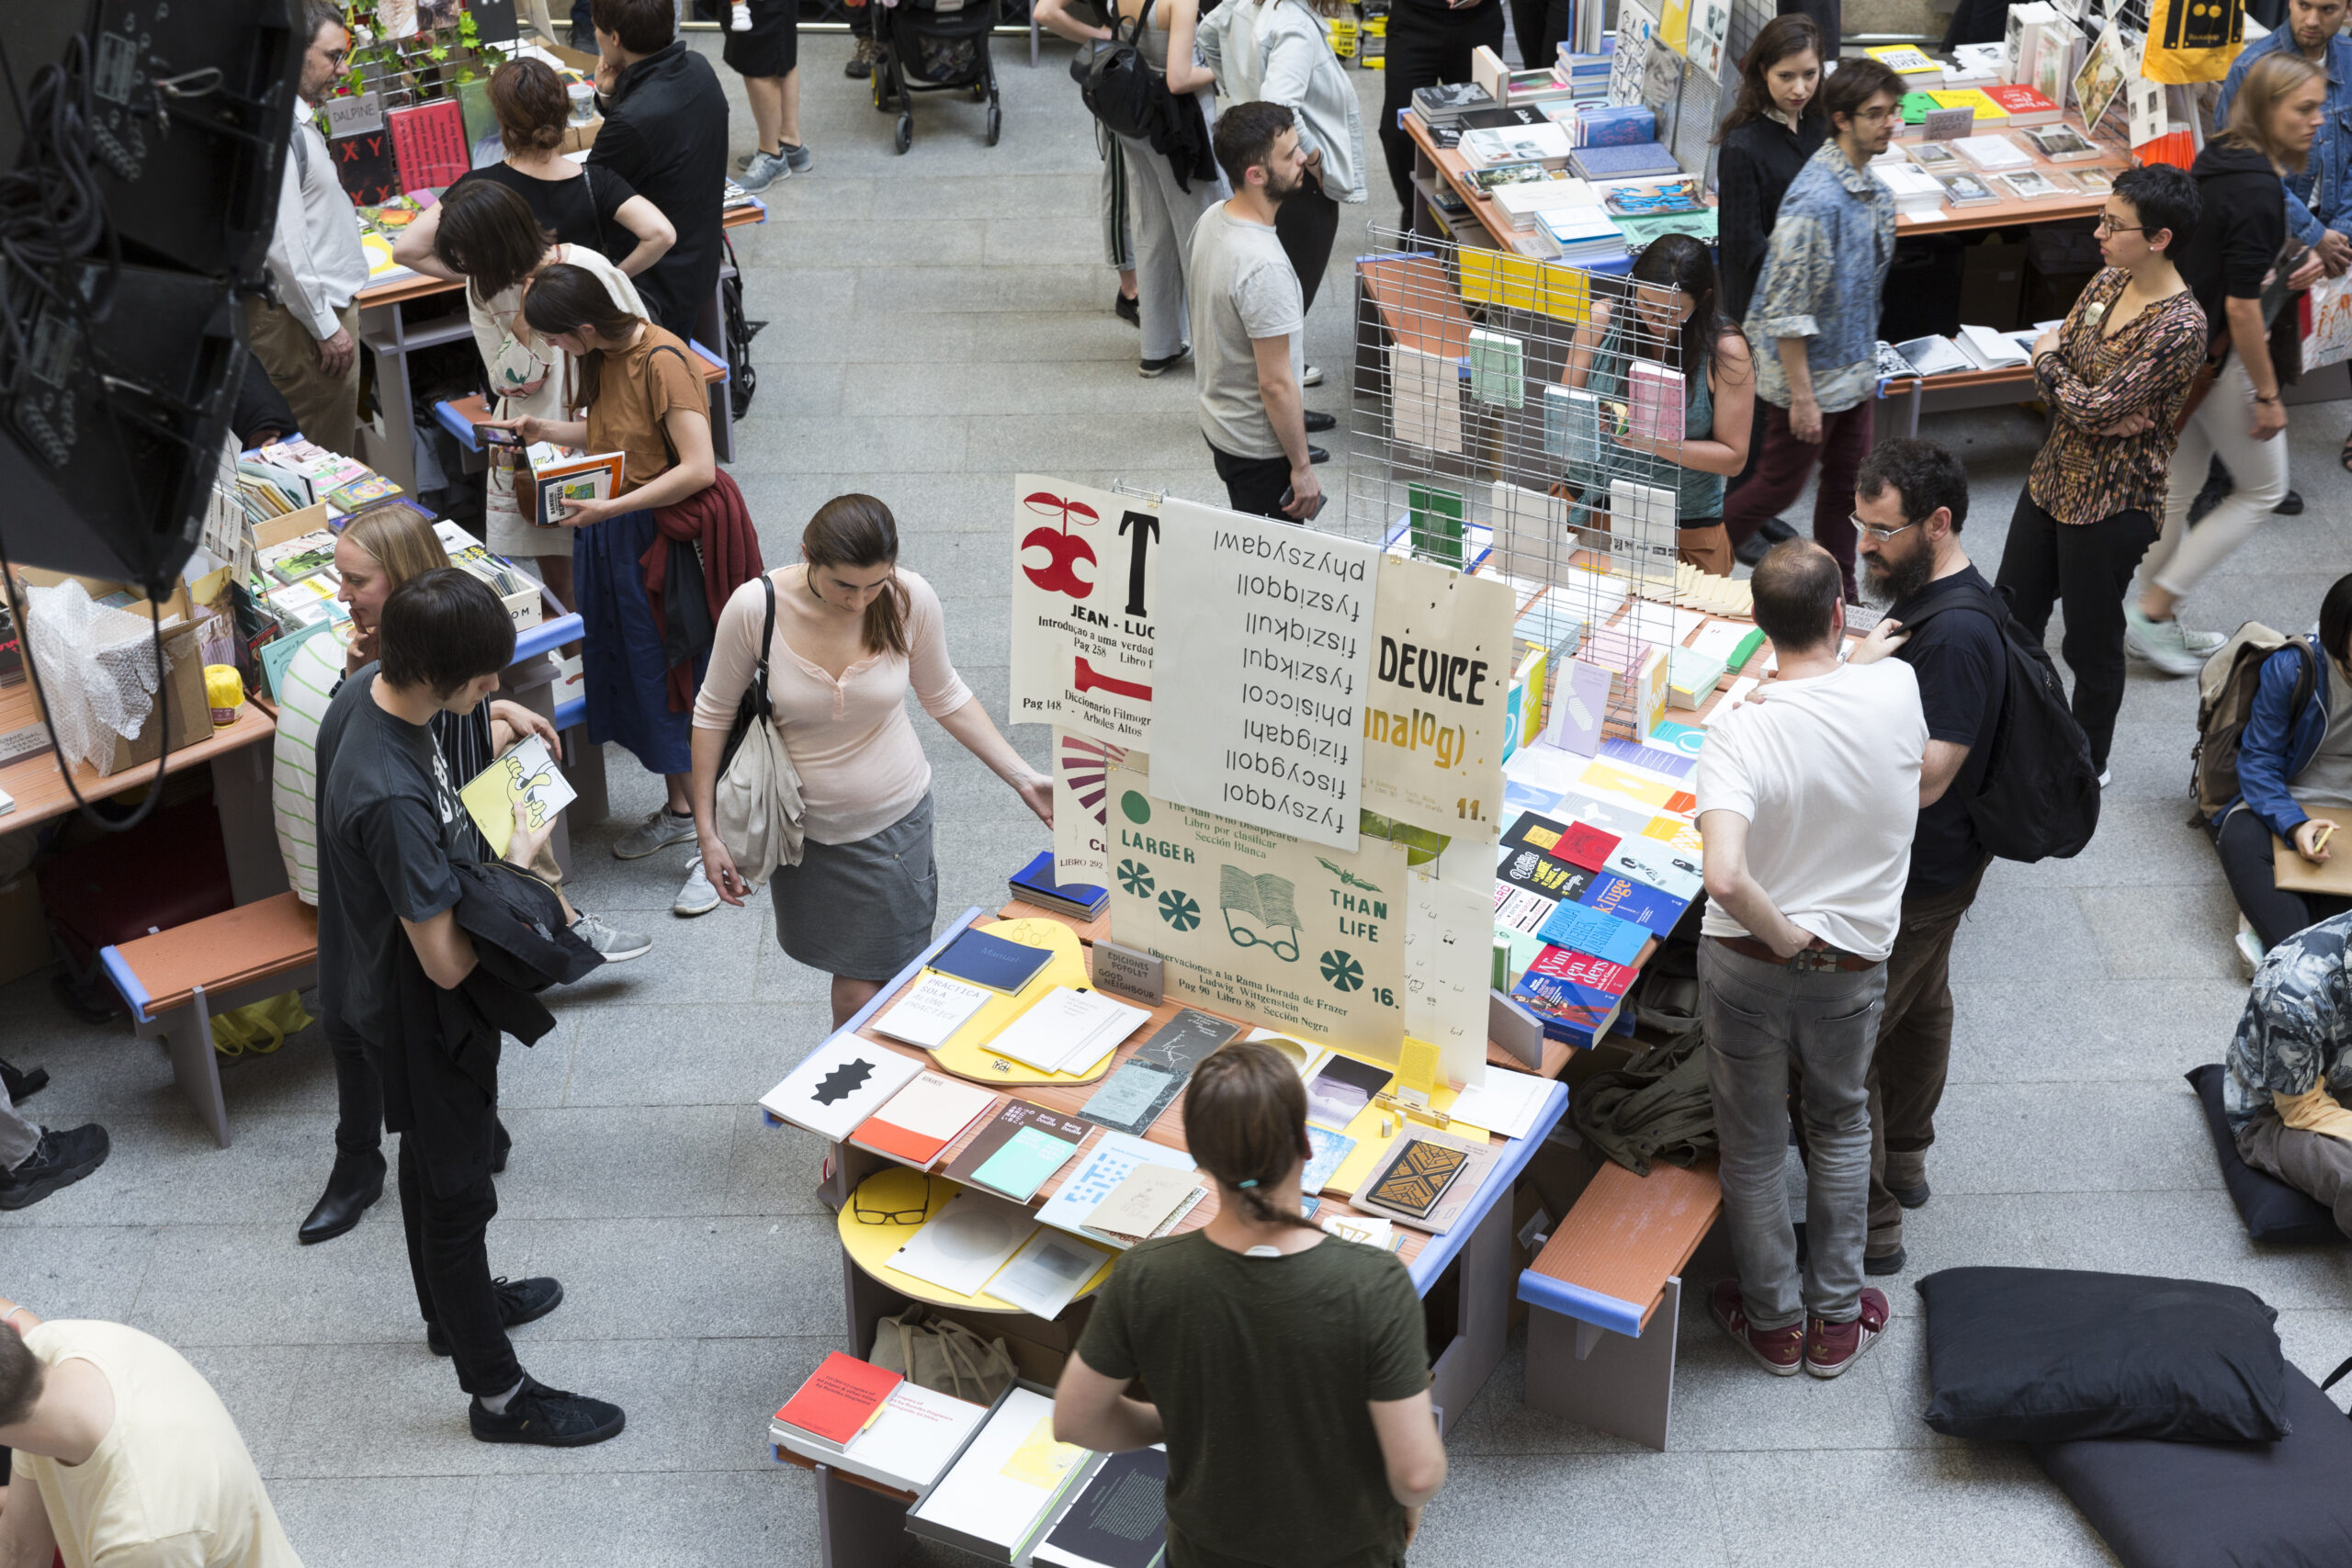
8,30,2352,1568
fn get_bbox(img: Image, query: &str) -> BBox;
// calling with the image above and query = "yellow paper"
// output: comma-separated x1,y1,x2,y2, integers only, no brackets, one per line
1644,816,1703,853
1581,762,1673,807
458,737,571,859
929,919,1108,1086
1325,1101,1405,1194
1398,1037,1440,1096
1002,1415,1085,1489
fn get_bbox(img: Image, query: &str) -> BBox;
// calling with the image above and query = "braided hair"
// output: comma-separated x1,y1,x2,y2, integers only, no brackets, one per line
1182,1041,1322,1232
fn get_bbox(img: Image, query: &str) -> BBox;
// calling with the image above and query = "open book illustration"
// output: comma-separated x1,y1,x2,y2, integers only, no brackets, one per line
1219,865,1301,961
460,735,576,858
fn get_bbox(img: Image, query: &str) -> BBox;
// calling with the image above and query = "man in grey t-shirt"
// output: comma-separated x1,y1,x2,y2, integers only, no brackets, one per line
1189,101,1322,520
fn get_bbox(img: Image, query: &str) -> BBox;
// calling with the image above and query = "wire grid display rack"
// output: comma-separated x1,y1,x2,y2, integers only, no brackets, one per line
1348,224,1751,736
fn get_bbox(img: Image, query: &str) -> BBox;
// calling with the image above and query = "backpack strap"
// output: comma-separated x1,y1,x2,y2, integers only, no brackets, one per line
1886,577,2013,637
2285,636,2320,727
2324,1352,2352,1393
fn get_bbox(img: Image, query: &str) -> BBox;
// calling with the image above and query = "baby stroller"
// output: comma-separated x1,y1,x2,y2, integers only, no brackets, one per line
870,0,1003,152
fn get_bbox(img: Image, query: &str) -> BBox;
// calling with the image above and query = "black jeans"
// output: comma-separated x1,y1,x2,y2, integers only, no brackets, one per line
1274,176,1341,314
331,1023,508,1170
400,1129,524,1398
1993,495,2158,773
1209,438,1295,520
1378,0,1507,227
2212,807,2352,951
1509,0,1573,66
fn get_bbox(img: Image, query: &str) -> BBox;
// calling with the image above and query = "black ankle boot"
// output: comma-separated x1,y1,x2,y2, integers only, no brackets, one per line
299,1152,386,1246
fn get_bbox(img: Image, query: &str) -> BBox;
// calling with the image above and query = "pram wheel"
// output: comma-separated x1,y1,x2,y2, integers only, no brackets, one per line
894,113,913,153
971,82,988,100
986,103,1001,145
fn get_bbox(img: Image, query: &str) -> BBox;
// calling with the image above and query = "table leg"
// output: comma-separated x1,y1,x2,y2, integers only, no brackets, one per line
211,743,288,907
1425,1186,1512,1437
816,1463,911,1568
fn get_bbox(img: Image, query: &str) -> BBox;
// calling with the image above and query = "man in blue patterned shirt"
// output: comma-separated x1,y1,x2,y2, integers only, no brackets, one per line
2225,909,2352,1235
1722,56,1903,603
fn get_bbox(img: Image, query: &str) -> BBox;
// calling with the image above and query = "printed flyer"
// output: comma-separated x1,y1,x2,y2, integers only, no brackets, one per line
1050,728,1129,884
1360,554,1513,848
1009,476,1164,748
1105,760,1407,1060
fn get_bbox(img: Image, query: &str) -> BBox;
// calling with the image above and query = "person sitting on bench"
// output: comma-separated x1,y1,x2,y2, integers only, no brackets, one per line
2210,572,2352,968
2224,909,2352,1236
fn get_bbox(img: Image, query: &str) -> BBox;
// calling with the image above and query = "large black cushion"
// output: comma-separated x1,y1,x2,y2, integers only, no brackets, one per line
2038,1365,2352,1568
2186,1064,2345,1245
1916,1267,2287,1443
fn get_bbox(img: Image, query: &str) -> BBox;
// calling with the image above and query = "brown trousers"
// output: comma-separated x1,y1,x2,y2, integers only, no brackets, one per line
2237,1113,2352,1239
243,297,360,459
1792,857,1987,1256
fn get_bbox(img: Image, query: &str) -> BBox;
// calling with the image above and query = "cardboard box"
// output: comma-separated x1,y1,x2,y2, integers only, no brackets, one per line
3,566,216,773
0,873,51,987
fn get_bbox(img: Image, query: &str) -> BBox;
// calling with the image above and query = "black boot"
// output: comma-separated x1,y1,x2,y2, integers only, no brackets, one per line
299,1151,385,1245
0,1055,48,1103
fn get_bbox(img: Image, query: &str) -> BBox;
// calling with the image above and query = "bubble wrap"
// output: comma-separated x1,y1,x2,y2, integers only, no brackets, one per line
24,581,164,773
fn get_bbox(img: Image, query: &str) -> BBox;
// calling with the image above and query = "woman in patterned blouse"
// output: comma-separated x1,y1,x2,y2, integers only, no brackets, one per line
1993,164,2211,781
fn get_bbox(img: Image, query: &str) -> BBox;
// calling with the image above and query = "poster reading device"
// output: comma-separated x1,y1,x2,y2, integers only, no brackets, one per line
1148,500,1381,850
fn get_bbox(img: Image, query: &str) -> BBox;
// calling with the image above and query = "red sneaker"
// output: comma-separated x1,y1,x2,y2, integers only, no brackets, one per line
1710,1279,1802,1376
1804,1287,1890,1379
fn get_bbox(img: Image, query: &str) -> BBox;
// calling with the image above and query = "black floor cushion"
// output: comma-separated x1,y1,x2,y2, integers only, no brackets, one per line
2038,1365,2352,1568
1917,1267,2287,1444
2185,1065,2345,1245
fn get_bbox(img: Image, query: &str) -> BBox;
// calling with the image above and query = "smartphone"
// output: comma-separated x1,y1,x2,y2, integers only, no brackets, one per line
479,425,521,447
1278,485,1329,521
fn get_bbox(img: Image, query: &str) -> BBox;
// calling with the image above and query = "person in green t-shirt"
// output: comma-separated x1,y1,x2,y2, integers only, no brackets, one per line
1054,1042,1448,1568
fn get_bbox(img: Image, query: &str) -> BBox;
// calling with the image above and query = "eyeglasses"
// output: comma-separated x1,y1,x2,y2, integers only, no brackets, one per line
854,1189,935,1225
1849,514,1920,543
2093,215,2147,235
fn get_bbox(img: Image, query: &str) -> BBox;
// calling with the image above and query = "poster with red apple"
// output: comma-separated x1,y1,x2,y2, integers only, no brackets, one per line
1010,475,1163,749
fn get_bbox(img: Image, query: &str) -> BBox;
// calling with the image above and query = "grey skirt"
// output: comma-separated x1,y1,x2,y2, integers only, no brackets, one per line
772,794,939,982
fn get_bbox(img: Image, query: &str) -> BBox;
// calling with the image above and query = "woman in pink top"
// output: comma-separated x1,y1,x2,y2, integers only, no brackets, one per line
687,496,1052,1024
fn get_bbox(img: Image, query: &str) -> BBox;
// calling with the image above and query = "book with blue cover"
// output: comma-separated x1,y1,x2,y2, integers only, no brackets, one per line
929,928,1056,995
1568,141,1680,181
1577,873,1687,936
1009,851,1109,919
1534,903,1650,966
1510,968,1628,1048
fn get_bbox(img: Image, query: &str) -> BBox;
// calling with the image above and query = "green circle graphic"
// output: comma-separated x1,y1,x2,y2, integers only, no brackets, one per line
1120,790,1151,824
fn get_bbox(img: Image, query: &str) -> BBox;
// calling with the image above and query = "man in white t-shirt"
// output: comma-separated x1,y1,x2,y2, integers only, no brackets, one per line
1188,100,1329,522
1693,540,1926,1382
0,1300,302,1567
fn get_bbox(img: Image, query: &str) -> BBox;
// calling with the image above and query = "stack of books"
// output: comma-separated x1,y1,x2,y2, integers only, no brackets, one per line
770,1352,989,1494
1952,134,2030,171
1536,203,1625,265
1866,43,1944,77
1554,46,1612,100
1493,176,1603,232
1460,122,1574,169
1567,141,1679,182
1009,852,1109,921
1928,87,2009,126
907,1388,1106,1563
1411,82,1493,130
1986,83,2063,125
1544,101,1653,145
1873,161,1946,217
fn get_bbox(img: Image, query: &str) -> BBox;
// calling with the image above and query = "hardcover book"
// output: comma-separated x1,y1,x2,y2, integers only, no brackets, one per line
1577,872,1688,936
930,928,1056,995
943,1101,1095,1201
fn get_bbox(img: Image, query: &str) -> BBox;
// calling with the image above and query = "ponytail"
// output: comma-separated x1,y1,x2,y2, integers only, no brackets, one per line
804,494,910,658
1182,1042,1321,1232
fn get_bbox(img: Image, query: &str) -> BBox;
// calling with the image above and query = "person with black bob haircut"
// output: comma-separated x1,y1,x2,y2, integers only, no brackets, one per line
1053,1040,1449,1566
1996,160,2209,783
584,0,728,342
314,569,624,1449
2211,572,2352,967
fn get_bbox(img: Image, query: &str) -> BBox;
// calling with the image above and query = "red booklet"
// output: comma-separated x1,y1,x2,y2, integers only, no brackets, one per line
1981,84,2060,124
1549,822,1621,872
1527,944,1638,998
775,1353,901,1446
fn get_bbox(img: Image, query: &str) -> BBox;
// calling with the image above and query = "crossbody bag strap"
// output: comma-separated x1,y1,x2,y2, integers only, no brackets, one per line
646,342,698,468
756,573,778,724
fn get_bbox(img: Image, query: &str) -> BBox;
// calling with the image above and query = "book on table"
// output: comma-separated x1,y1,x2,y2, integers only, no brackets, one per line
870,972,995,1050
985,987,1152,1076
1031,1447,1170,1568
760,1039,925,1143
1894,333,1977,376
849,1071,1001,1168
1081,1162,1208,1249
1035,1130,1196,1238
1951,134,2030,170
908,1387,1101,1563
1077,1010,1238,1136
944,1100,1095,1201
1350,1127,1497,1235
1956,321,2033,368
1009,851,1109,919
531,450,625,528
981,1227,1114,1321
888,1187,1039,1298
771,1375,990,1495
929,927,1056,995
773,1351,901,1447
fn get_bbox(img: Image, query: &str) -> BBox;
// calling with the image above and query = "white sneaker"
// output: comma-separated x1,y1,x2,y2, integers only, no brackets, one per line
570,911,652,963
2098,766,2112,788
2122,604,2204,677
674,856,721,917
1301,365,1325,388
2235,919,2266,979
730,2,752,29
2179,623,2227,656
614,807,699,860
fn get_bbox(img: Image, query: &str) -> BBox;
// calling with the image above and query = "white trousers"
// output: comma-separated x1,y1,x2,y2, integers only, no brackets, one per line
2143,354,2289,603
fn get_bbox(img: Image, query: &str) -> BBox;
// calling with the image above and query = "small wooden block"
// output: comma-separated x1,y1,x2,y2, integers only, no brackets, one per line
1091,939,1163,1005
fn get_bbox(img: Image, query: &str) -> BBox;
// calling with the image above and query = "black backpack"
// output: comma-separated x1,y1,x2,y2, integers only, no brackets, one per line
1072,0,1166,143
1902,579,2100,863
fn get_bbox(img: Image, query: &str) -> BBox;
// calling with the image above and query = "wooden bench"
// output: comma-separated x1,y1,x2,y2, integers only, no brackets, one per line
99,893,320,1149
1517,1156,1722,1450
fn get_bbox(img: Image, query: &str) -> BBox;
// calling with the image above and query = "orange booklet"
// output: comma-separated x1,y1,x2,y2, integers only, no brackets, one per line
850,1071,1001,1168
774,1353,901,1446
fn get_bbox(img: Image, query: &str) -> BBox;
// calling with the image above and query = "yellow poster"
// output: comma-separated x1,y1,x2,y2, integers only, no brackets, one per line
1107,760,1408,1061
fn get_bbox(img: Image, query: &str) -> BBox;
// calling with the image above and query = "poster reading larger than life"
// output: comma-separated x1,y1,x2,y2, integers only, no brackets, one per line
1148,498,1381,850
1009,476,1164,748
1106,760,1407,1061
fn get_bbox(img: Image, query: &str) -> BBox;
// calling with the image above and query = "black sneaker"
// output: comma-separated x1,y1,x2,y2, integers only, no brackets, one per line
1757,515,1798,545
1307,445,1329,465
1863,1246,1907,1276
1735,531,1771,567
1114,289,1140,327
1138,348,1190,378
0,1056,47,1102
1304,410,1337,433
469,1373,627,1447
1890,1179,1931,1210
2275,489,2305,516
429,1276,564,1357
0,1124,108,1210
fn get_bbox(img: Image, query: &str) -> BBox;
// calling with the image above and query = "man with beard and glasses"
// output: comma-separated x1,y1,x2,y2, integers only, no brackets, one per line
1841,437,2003,1273
1190,100,1326,521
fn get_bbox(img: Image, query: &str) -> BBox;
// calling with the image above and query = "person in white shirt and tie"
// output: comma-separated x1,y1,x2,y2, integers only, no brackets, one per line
246,1,370,459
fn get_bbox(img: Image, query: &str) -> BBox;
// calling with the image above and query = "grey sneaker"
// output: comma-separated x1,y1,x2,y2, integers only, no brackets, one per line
780,141,812,174
614,807,698,861
2122,603,2204,677
2236,919,2267,979
739,149,789,192
674,856,721,918
570,911,651,963
2180,623,2227,656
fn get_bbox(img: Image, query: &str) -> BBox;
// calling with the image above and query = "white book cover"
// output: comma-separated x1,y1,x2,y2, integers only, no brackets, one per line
759,1039,924,1143
1951,134,2030,169
986,987,1151,1075
1956,322,2030,368
1036,1132,1196,1238
910,1391,1089,1553
888,1188,1039,1298
1444,1065,1550,1141
870,973,994,1050
1390,344,1464,454
980,1227,1113,1321
773,1382,989,1492
1492,177,1598,219
1686,619,1758,665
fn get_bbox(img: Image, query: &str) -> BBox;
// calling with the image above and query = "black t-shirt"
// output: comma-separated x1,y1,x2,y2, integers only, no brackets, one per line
314,665,473,1047
590,43,728,340
453,161,641,267
1892,565,2003,894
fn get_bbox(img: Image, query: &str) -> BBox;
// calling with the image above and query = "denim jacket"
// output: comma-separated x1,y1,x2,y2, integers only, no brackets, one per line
2222,633,2335,839
2214,29,2352,249
1198,0,1368,204
1744,141,1894,413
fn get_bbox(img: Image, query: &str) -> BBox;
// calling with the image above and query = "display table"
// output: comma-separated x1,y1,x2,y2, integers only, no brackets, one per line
770,905,1570,1567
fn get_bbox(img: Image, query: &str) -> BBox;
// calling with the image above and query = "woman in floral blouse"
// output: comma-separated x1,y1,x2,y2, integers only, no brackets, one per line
1994,164,2211,782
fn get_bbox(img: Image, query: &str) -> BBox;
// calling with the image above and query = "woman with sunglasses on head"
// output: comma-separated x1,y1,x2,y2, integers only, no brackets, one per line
1053,1041,1448,1568
1993,163,2209,784
685,496,1051,1028
1558,234,1754,576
